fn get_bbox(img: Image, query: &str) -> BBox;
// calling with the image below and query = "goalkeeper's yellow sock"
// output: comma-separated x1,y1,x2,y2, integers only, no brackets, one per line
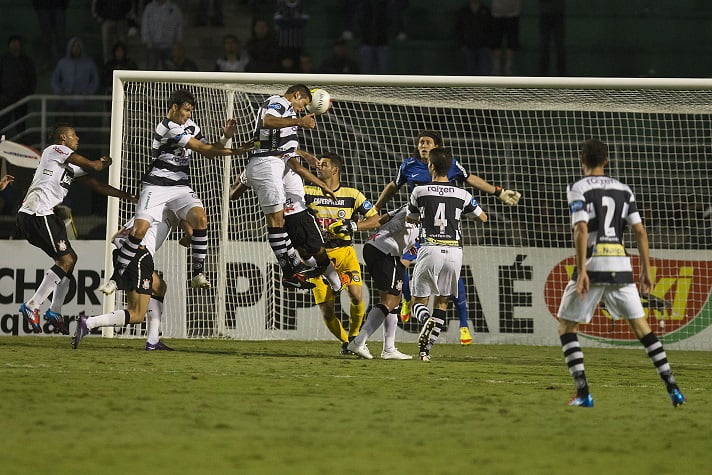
348,301,366,339
323,314,348,343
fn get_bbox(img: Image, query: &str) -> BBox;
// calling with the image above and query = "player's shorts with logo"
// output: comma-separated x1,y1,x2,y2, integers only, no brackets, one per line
136,184,204,224
557,282,645,323
285,210,324,256
245,155,287,214
411,245,463,298
113,248,154,295
16,211,74,259
363,244,405,295
310,245,362,304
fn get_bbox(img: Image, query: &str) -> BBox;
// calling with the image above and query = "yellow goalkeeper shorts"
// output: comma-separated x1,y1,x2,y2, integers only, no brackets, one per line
310,246,363,304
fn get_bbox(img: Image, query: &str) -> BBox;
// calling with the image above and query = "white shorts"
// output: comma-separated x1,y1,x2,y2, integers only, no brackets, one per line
557,282,645,323
246,156,286,214
135,184,203,224
410,245,463,298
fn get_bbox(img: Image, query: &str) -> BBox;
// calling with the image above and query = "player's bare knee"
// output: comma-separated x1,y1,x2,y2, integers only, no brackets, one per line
131,219,150,239
152,274,167,297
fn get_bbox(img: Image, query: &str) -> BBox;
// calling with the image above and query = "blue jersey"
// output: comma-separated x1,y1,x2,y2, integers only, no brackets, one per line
393,156,470,193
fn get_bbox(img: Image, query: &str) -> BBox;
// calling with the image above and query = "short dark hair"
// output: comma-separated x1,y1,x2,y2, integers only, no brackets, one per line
412,130,443,157
224,34,238,43
429,147,453,176
51,123,74,143
320,151,344,172
580,139,608,168
168,89,196,109
8,34,22,45
285,84,312,101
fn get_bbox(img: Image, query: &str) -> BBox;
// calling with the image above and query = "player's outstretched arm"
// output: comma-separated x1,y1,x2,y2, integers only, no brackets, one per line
286,156,337,201
0,174,14,190
374,181,398,211
264,114,316,130
186,137,235,158
68,153,112,173
464,174,521,205
293,148,319,168
76,175,137,202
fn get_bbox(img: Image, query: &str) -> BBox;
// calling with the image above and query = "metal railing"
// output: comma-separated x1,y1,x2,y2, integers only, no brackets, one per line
0,94,112,154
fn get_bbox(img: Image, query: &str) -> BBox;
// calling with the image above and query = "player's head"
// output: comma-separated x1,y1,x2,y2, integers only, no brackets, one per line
428,147,453,177
580,139,609,169
318,151,344,180
223,34,239,54
414,130,443,162
8,34,23,55
52,123,79,150
285,84,312,112
167,89,196,124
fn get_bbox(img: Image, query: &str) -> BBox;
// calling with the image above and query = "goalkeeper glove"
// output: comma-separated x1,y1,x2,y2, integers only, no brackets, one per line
328,219,358,239
492,186,522,206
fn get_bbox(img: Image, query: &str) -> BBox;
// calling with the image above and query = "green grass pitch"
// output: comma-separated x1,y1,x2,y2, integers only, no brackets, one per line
1,337,710,475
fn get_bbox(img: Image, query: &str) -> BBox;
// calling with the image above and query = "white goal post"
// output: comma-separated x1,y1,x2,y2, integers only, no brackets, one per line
105,71,712,349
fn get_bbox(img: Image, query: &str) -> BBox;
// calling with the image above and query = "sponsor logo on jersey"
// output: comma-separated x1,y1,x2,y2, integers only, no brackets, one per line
570,200,585,212
57,240,67,251
142,279,151,290
544,256,712,344
427,185,454,195
362,200,373,210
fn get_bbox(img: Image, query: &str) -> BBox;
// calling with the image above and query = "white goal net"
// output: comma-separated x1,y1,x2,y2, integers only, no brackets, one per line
106,72,712,349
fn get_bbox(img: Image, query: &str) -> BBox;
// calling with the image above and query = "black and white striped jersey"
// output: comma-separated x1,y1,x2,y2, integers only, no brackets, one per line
18,144,87,216
365,206,419,257
249,95,299,160
141,117,206,187
567,175,642,284
408,182,482,248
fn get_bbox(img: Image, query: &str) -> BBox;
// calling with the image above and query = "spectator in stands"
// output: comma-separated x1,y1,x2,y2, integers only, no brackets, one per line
92,0,136,63
101,42,138,94
142,0,183,70
245,19,279,73
0,35,37,135
215,34,249,72
198,0,224,27
164,42,199,71
298,52,315,74
278,55,297,73
456,0,494,76
491,0,521,75
539,0,566,76
51,37,99,119
319,38,360,74
359,0,391,74
274,0,309,62
32,0,68,69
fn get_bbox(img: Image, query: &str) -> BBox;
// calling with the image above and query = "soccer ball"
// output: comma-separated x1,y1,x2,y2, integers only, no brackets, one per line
307,88,332,115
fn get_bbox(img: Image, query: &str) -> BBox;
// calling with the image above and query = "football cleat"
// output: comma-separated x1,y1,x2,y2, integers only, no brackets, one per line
283,272,315,290
418,351,431,362
72,315,90,349
381,348,413,360
340,342,354,355
347,340,373,359
145,340,175,351
567,394,594,407
43,309,68,335
399,299,411,322
669,388,685,407
417,317,436,353
20,303,42,333
190,273,212,289
459,326,473,345
99,279,118,295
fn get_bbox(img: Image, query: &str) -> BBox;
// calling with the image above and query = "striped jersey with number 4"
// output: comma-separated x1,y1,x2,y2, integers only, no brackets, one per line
408,183,481,248
567,175,641,284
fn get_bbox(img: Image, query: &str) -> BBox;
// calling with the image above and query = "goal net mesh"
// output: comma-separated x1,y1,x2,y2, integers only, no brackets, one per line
108,76,712,349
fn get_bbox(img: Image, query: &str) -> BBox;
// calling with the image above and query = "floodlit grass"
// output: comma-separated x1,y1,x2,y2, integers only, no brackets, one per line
1,337,710,475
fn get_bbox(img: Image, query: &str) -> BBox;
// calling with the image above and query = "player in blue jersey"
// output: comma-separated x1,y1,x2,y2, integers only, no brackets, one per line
374,130,520,345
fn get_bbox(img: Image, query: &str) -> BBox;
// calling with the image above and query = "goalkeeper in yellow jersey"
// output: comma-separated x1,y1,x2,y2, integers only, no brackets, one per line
304,151,381,355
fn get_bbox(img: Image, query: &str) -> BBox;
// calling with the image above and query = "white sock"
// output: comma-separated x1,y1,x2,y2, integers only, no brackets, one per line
146,297,163,345
87,310,128,330
27,267,63,309
354,305,388,346
383,311,398,352
304,256,317,266
50,277,71,314
323,262,342,291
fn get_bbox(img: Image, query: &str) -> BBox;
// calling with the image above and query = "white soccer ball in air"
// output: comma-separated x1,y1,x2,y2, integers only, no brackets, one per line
307,88,332,115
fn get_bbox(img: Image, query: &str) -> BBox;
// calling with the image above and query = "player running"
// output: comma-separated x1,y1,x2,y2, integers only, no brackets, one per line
17,123,135,334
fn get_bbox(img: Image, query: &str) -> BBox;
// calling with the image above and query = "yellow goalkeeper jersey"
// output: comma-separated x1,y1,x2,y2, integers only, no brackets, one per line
304,185,378,248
